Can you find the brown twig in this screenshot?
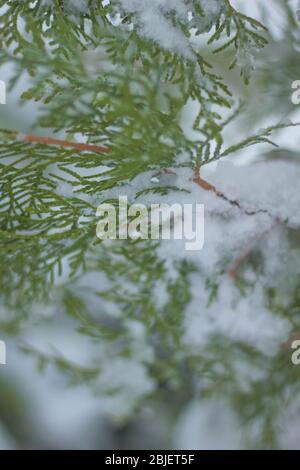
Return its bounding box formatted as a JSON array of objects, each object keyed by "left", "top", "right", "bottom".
[
  {"left": 192, "top": 170, "right": 269, "bottom": 216},
  {"left": 20, "top": 133, "right": 110, "bottom": 154},
  {"left": 192, "top": 172, "right": 221, "bottom": 194}
]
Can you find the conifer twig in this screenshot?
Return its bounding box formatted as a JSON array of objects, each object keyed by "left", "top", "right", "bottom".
[
  {"left": 22, "top": 134, "right": 111, "bottom": 154},
  {"left": 0, "top": 128, "right": 110, "bottom": 154},
  {"left": 192, "top": 168, "right": 268, "bottom": 216}
]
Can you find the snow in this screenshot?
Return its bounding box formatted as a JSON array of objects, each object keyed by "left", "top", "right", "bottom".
[
  {"left": 55, "top": 181, "right": 74, "bottom": 199},
  {"left": 117, "top": 0, "right": 193, "bottom": 57},
  {"left": 95, "top": 357, "right": 155, "bottom": 417},
  {"left": 183, "top": 277, "right": 290, "bottom": 356},
  {"left": 108, "top": 0, "right": 224, "bottom": 57},
  {"left": 173, "top": 399, "right": 243, "bottom": 449},
  {"left": 209, "top": 160, "right": 300, "bottom": 228},
  {"left": 38, "top": 0, "right": 226, "bottom": 62},
  {"left": 86, "top": 156, "right": 299, "bottom": 344}
]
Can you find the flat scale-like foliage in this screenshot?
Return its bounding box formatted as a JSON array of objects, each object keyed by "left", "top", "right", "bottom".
[{"left": 0, "top": 0, "right": 300, "bottom": 448}]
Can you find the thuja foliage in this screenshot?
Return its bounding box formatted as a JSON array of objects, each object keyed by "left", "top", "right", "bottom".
[
  {"left": 0, "top": 0, "right": 280, "bottom": 303},
  {"left": 0, "top": 0, "right": 299, "bottom": 448}
]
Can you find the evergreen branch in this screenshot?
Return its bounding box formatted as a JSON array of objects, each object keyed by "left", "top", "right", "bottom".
[
  {"left": 0, "top": 128, "right": 110, "bottom": 154},
  {"left": 217, "top": 122, "right": 300, "bottom": 160},
  {"left": 22, "top": 134, "right": 110, "bottom": 154},
  {"left": 193, "top": 169, "right": 268, "bottom": 217},
  {"left": 1, "top": 1, "right": 295, "bottom": 444}
]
